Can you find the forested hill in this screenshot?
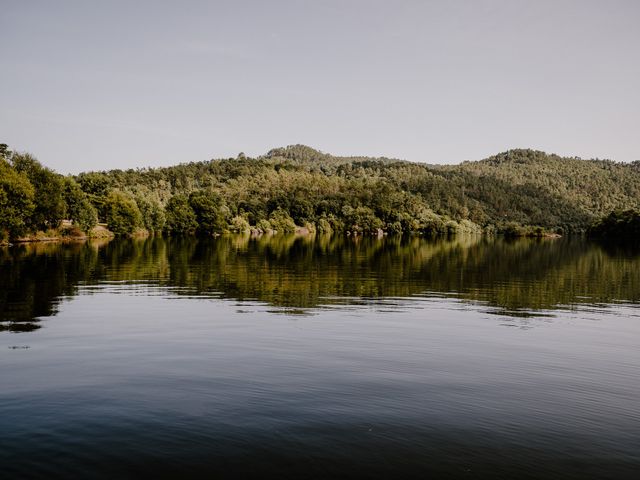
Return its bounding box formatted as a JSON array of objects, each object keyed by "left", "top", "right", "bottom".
[{"left": 2, "top": 143, "right": 640, "bottom": 240}]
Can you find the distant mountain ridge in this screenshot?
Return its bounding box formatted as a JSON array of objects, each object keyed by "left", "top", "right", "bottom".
[
  {"left": 74, "top": 145, "right": 640, "bottom": 234},
  {"left": 2, "top": 142, "right": 639, "bottom": 240}
]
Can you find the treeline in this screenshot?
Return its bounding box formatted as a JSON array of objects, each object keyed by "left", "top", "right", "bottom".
[
  {"left": 2, "top": 143, "right": 640, "bottom": 241},
  {"left": 0, "top": 144, "right": 97, "bottom": 241},
  {"left": 588, "top": 209, "right": 640, "bottom": 239}
]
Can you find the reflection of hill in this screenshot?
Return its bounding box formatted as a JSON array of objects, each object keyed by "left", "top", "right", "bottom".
[{"left": 2, "top": 235, "right": 640, "bottom": 332}]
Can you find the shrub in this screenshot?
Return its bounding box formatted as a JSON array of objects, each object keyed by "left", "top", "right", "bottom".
[
  {"left": 256, "top": 218, "right": 272, "bottom": 233},
  {"left": 230, "top": 215, "right": 250, "bottom": 233},
  {"left": 269, "top": 208, "right": 296, "bottom": 233},
  {"left": 316, "top": 217, "right": 333, "bottom": 235}
]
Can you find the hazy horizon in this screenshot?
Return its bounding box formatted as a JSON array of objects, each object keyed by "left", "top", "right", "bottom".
[{"left": 2, "top": 0, "right": 639, "bottom": 174}]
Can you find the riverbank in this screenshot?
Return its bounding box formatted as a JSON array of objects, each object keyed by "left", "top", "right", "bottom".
[
  {"left": 2, "top": 228, "right": 566, "bottom": 248},
  {"left": 1, "top": 224, "right": 115, "bottom": 246}
]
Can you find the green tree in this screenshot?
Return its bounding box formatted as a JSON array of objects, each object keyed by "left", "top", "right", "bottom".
[
  {"left": 164, "top": 195, "right": 197, "bottom": 234},
  {"left": 229, "top": 215, "right": 251, "bottom": 233},
  {"left": 12, "top": 153, "right": 65, "bottom": 230},
  {"left": 0, "top": 159, "right": 35, "bottom": 239},
  {"left": 342, "top": 205, "right": 383, "bottom": 234},
  {"left": 105, "top": 191, "right": 142, "bottom": 235},
  {"left": 588, "top": 209, "right": 640, "bottom": 239},
  {"left": 188, "top": 190, "right": 226, "bottom": 235},
  {"left": 0, "top": 143, "right": 11, "bottom": 160},
  {"left": 63, "top": 178, "right": 97, "bottom": 232},
  {"left": 75, "top": 172, "right": 111, "bottom": 220},
  {"left": 135, "top": 195, "right": 166, "bottom": 233},
  {"left": 269, "top": 208, "right": 296, "bottom": 233}
]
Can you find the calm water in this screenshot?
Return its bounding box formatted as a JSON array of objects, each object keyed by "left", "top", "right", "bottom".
[{"left": 1, "top": 235, "right": 639, "bottom": 479}]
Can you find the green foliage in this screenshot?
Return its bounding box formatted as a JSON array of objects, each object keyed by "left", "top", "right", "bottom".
[
  {"left": 316, "top": 217, "right": 333, "bottom": 235},
  {"left": 5, "top": 144, "right": 640, "bottom": 238},
  {"left": 135, "top": 195, "right": 166, "bottom": 233},
  {"left": 63, "top": 178, "right": 97, "bottom": 232},
  {"left": 229, "top": 215, "right": 251, "bottom": 233},
  {"left": 342, "top": 205, "right": 383, "bottom": 234},
  {"left": 268, "top": 208, "right": 296, "bottom": 233},
  {"left": 500, "top": 223, "right": 550, "bottom": 238},
  {"left": 12, "top": 153, "right": 65, "bottom": 230},
  {"left": 188, "top": 190, "right": 226, "bottom": 235},
  {"left": 588, "top": 209, "right": 640, "bottom": 239},
  {"left": 0, "top": 158, "right": 35, "bottom": 238},
  {"left": 76, "top": 171, "right": 111, "bottom": 220},
  {"left": 164, "top": 195, "right": 197, "bottom": 234},
  {"left": 105, "top": 191, "right": 142, "bottom": 236},
  {"left": 256, "top": 219, "right": 272, "bottom": 233},
  {"left": 0, "top": 143, "right": 11, "bottom": 160}
]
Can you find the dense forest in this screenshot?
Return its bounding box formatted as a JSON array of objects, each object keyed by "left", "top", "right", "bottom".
[
  {"left": 2, "top": 143, "right": 640, "bottom": 242},
  {"left": 587, "top": 209, "right": 640, "bottom": 239}
]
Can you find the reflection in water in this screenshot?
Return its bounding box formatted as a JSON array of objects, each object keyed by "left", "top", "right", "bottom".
[
  {"left": 1, "top": 234, "right": 639, "bottom": 332},
  {"left": 2, "top": 235, "right": 640, "bottom": 479}
]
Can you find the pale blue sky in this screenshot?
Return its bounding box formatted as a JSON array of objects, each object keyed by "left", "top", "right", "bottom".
[{"left": 1, "top": 0, "right": 639, "bottom": 173}]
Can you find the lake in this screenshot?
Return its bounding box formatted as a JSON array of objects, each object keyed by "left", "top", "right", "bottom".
[{"left": 1, "top": 235, "right": 639, "bottom": 479}]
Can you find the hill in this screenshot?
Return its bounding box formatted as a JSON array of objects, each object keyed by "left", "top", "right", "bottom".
[{"left": 2, "top": 143, "right": 640, "bottom": 240}]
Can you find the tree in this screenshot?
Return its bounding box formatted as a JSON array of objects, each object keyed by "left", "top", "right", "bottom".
[
  {"left": 63, "top": 178, "right": 97, "bottom": 232},
  {"left": 105, "top": 191, "right": 142, "bottom": 235},
  {"left": 188, "top": 190, "right": 226, "bottom": 235},
  {"left": 75, "top": 172, "right": 111, "bottom": 221},
  {"left": 229, "top": 215, "right": 250, "bottom": 233},
  {"left": 0, "top": 159, "right": 35, "bottom": 239},
  {"left": 0, "top": 143, "right": 11, "bottom": 160},
  {"left": 268, "top": 208, "right": 296, "bottom": 233},
  {"left": 588, "top": 209, "right": 640, "bottom": 239},
  {"left": 135, "top": 195, "right": 166, "bottom": 233},
  {"left": 341, "top": 205, "right": 383, "bottom": 234},
  {"left": 164, "top": 195, "right": 197, "bottom": 234},
  {"left": 12, "top": 153, "right": 65, "bottom": 230}
]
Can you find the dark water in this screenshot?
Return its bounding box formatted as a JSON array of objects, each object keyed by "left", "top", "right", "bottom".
[{"left": 1, "top": 235, "right": 639, "bottom": 479}]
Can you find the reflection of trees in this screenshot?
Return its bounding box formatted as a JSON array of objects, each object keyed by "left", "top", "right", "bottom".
[
  {"left": 2, "top": 235, "right": 640, "bottom": 332},
  {"left": 0, "top": 242, "right": 99, "bottom": 332}
]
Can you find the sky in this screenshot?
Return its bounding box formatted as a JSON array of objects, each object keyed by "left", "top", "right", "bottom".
[{"left": 1, "top": 0, "right": 639, "bottom": 174}]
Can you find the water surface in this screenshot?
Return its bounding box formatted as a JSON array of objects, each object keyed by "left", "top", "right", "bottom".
[{"left": 1, "top": 235, "right": 639, "bottom": 478}]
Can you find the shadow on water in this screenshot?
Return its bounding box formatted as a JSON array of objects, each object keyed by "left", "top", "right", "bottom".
[{"left": 1, "top": 234, "right": 640, "bottom": 332}]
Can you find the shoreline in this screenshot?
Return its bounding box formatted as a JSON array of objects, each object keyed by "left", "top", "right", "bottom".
[{"left": 1, "top": 230, "right": 564, "bottom": 247}]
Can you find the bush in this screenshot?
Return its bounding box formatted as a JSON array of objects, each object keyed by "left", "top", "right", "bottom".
[
  {"left": 230, "top": 215, "right": 250, "bottom": 233},
  {"left": 388, "top": 221, "right": 403, "bottom": 235},
  {"left": 256, "top": 218, "right": 272, "bottom": 233},
  {"left": 316, "top": 217, "right": 333, "bottom": 235},
  {"left": 60, "top": 225, "right": 85, "bottom": 238},
  {"left": 445, "top": 220, "right": 459, "bottom": 235},
  {"left": 269, "top": 208, "right": 296, "bottom": 233},
  {"left": 303, "top": 221, "right": 316, "bottom": 234}
]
